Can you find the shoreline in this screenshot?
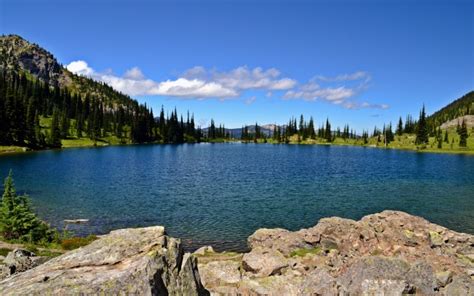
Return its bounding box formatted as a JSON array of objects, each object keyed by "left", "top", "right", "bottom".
[
  {"left": 2, "top": 139, "right": 474, "bottom": 156},
  {"left": 1, "top": 210, "right": 473, "bottom": 294}
]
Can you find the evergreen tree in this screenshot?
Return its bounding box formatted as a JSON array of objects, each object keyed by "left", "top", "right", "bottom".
[
  {"left": 25, "top": 97, "right": 37, "bottom": 146},
  {"left": 49, "top": 107, "right": 61, "bottom": 147},
  {"left": 415, "top": 105, "right": 429, "bottom": 145},
  {"left": 436, "top": 128, "right": 443, "bottom": 149},
  {"left": 307, "top": 117, "right": 316, "bottom": 139},
  {"left": 60, "top": 108, "right": 70, "bottom": 138},
  {"left": 396, "top": 117, "right": 403, "bottom": 136},
  {"left": 362, "top": 130, "right": 369, "bottom": 144},
  {"left": 0, "top": 171, "right": 52, "bottom": 242},
  {"left": 458, "top": 119, "right": 468, "bottom": 147},
  {"left": 324, "top": 119, "right": 332, "bottom": 142}
]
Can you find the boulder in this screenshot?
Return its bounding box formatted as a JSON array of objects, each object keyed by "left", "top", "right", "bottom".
[
  {"left": 0, "top": 249, "right": 47, "bottom": 280},
  {"left": 242, "top": 248, "right": 288, "bottom": 277},
  {"left": 0, "top": 226, "right": 209, "bottom": 295},
  {"left": 198, "top": 211, "right": 474, "bottom": 295},
  {"left": 248, "top": 228, "right": 311, "bottom": 256},
  {"left": 338, "top": 256, "right": 437, "bottom": 295}
]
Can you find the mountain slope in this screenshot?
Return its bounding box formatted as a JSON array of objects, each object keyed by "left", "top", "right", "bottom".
[
  {"left": 0, "top": 34, "right": 137, "bottom": 107},
  {"left": 0, "top": 34, "right": 200, "bottom": 148},
  {"left": 427, "top": 91, "right": 474, "bottom": 129}
]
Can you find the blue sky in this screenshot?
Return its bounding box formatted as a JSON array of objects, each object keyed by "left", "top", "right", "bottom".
[{"left": 1, "top": 0, "right": 473, "bottom": 131}]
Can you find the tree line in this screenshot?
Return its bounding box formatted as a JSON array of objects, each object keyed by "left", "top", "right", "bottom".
[{"left": 0, "top": 71, "right": 215, "bottom": 148}]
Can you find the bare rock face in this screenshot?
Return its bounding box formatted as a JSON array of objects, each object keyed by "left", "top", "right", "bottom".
[
  {"left": 0, "top": 226, "right": 209, "bottom": 295},
  {"left": 198, "top": 211, "right": 474, "bottom": 295},
  {"left": 440, "top": 115, "right": 474, "bottom": 130}
]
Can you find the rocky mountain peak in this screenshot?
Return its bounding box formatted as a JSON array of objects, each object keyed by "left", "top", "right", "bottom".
[{"left": 0, "top": 34, "right": 66, "bottom": 86}]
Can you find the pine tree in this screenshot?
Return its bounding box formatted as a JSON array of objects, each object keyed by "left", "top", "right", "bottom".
[
  {"left": 325, "top": 119, "right": 332, "bottom": 142},
  {"left": 49, "top": 107, "right": 62, "bottom": 147},
  {"left": 458, "top": 119, "right": 468, "bottom": 147},
  {"left": 25, "top": 97, "right": 37, "bottom": 146},
  {"left": 0, "top": 171, "right": 52, "bottom": 242},
  {"left": 415, "top": 105, "right": 429, "bottom": 145},
  {"left": 436, "top": 128, "right": 443, "bottom": 149},
  {"left": 307, "top": 117, "right": 316, "bottom": 139},
  {"left": 60, "top": 108, "right": 70, "bottom": 138},
  {"left": 396, "top": 117, "right": 403, "bottom": 136}
]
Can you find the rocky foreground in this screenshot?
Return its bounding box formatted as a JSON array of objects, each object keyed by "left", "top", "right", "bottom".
[{"left": 0, "top": 211, "right": 473, "bottom": 295}]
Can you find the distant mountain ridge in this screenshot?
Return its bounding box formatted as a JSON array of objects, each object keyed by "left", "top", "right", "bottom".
[{"left": 202, "top": 124, "right": 277, "bottom": 138}]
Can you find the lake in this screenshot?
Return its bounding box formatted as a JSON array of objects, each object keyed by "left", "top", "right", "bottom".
[{"left": 1, "top": 143, "right": 473, "bottom": 251}]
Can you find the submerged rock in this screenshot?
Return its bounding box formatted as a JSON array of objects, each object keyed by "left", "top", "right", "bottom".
[{"left": 0, "top": 226, "right": 209, "bottom": 295}]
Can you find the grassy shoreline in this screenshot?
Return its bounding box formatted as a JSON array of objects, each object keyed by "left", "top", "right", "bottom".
[{"left": 2, "top": 128, "right": 474, "bottom": 156}]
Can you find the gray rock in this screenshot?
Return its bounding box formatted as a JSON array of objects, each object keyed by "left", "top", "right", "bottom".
[
  {"left": 0, "top": 226, "right": 209, "bottom": 295},
  {"left": 0, "top": 249, "right": 46, "bottom": 280},
  {"left": 194, "top": 245, "right": 214, "bottom": 256},
  {"left": 300, "top": 268, "right": 339, "bottom": 295},
  {"left": 441, "top": 275, "right": 474, "bottom": 296},
  {"left": 242, "top": 248, "right": 288, "bottom": 277},
  {"left": 338, "top": 256, "right": 437, "bottom": 295}
]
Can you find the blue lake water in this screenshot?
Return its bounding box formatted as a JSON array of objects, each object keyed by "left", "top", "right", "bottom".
[{"left": 1, "top": 143, "right": 473, "bottom": 251}]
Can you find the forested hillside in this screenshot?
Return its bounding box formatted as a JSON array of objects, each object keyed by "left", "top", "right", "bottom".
[
  {"left": 0, "top": 35, "right": 203, "bottom": 148},
  {"left": 427, "top": 91, "right": 474, "bottom": 130}
]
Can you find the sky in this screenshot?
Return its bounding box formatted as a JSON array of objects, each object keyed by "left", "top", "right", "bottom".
[{"left": 1, "top": 0, "right": 473, "bottom": 130}]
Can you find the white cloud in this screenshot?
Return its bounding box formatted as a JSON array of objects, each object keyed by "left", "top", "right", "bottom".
[
  {"left": 283, "top": 72, "right": 386, "bottom": 109},
  {"left": 66, "top": 62, "right": 292, "bottom": 99},
  {"left": 245, "top": 96, "right": 257, "bottom": 105},
  {"left": 124, "top": 67, "right": 145, "bottom": 80},
  {"left": 65, "top": 60, "right": 387, "bottom": 109},
  {"left": 151, "top": 78, "right": 238, "bottom": 98},
  {"left": 66, "top": 60, "right": 94, "bottom": 76},
  {"left": 183, "top": 66, "right": 297, "bottom": 91},
  {"left": 283, "top": 81, "right": 355, "bottom": 103},
  {"left": 316, "top": 71, "right": 371, "bottom": 82}
]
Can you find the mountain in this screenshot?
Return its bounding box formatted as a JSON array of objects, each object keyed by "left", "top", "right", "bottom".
[
  {"left": 0, "top": 34, "right": 200, "bottom": 148},
  {"left": 440, "top": 115, "right": 474, "bottom": 130},
  {"left": 0, "top": 34, "right": 137, "bottom": 107},
  {"left": 202, "top": 124, "right": 277, "bottom": 139},
  {"left": 427, "top": 91, "right": 474, "bottom": 129}
]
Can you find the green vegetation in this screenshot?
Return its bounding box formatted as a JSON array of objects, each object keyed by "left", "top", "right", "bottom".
[
  {"left": 290, "top": 247, "right": 322, "bottom": 257},
  {"left": 0, "top": 247, "right": 11, "bottom": 256},
  {"left": 0, "top": 170, "right": 56, "bottom": 243},
  {"left": 0, "top": 70, "right": 209, "bottom": 149},
  {"left": 1, "top": 35, "right": 473, "bottom": 155},
  {"left": 0, "top": 171, "right": 96, "bottom": 254},
  {"left": 0, "top": 146, "right": 26, "bottom": 154},
  {"left": 427, "top": 91, "right": 474, "bottom": 129},
  {"left": 415, "top": 105, "right": 429, "bottom": 145}
]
